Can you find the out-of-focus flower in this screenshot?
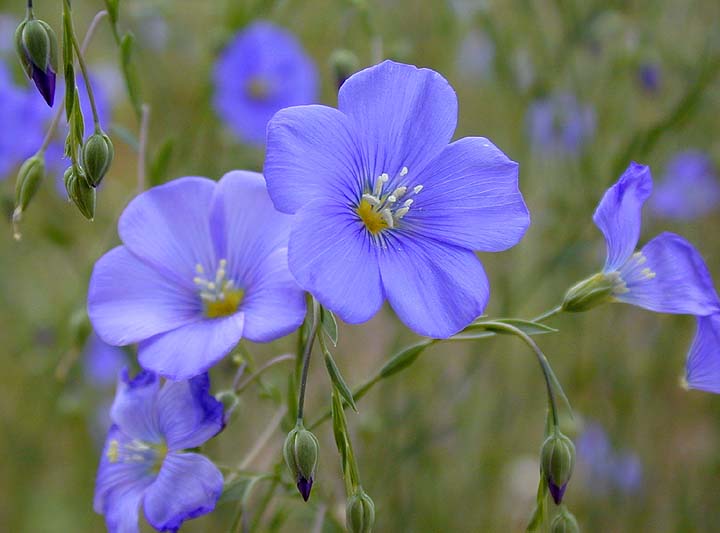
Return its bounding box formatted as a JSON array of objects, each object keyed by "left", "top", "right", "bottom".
[
  {"left": 84, "top": 332, "right": 127, "bottom": 388},
  {"left": 88, "top": 171, "right": 305, "bottom": 380},
  {"left": 0, "top": 15, "right": 19, "bottom": 54},
  {"left": 650, "top": 150, "right": 720, "bottom": 220},
  {"left": 638, "top": 62, "right": 661, "bottom": 93},
  {"left": 264, "top": 60, "right": 530, "bottom": 338},
  {"left": 526, "top": 92, "right": 595, "bottom": 155},
  {"left": 685, "top": 314, "right": 720, "bottom": 394},
  {"left": 94, "top": 369, "right": 224, "bottom": 532},
  {"left": 455, "top": 29, "right": 494, "bottom": 81},
  {"left": 213, "top": 21, "right": 318, "bottom": 145}
]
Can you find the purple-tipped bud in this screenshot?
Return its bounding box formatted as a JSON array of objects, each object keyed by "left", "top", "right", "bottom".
[
  {"left": 548, "top": 480, "right": 568, "bottom": 505},
  {"left": 30, "top": 63, "right": 56, "bottom": 106},
  {"left": 297, "top": 476, "right": 313, "bottom": 502},
  {"left": 541, "top": 431, "right": 576, "bottom": 505},
  {"left": 15, "top": 18, "right": 58, "bottom": 106},
  {"left": 283, "top": 423, "right": 319, "bottom": 502}
]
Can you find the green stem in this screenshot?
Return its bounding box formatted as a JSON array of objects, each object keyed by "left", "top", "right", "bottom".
[
  {"left": 297, "top": 298, "right": 320, "bottom": 421},
  {"left": 234, "top": 353, "right": 295, "bottom": 396},
  {"left": 532, "top": 305, "right": 563, "bottom": 323}
]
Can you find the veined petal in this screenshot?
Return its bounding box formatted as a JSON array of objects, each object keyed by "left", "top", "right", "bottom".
[
  {"left": 378, "top": 235, "right": 489, "bottom": 338},
  {"left": 118, "top": 177, "right": 217, "bottom": 289},
  {"left": 407, "top": 137, "right": 530, "bottom": 251},
  {"left": 110, "top": 370, "right": 161, "bottom": 443},
  {"left": 264, "top": 104, "right": 363, "bottom": 213},
  {"left": 338, "top": 60, "right": 457, "bottom": 180},
  {"left": 143, "top": 452, "right": 223, "bottom": 532},
  {"left": 288, "top": 199, "right": 383, "bottom": 324},
  {"left": 686, "top": 314, "right": 720, "bottom": 394},
  {"left": 593, "top": 162, "right": 653, "bottom": 272},
  {"left": 88, "top": 246, "right": 201, "bottom": 346},
  {"left": 157, "top": 374, "right": 225, "bottom": 451},
  {"left": 615, "top": 232, "right": 720, "bottom": 315},
  {"left": 138, "top": 313, "right": 245, "bottom": 381}
]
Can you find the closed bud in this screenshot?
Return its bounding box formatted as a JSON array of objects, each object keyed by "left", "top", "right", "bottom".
[
  {"left": 329, "top": 49, "right": 359, "bottom": 89},
  {"left": 15, "top": 17, "right": 58, "bottom": 106},
  {"left": 215, "top": 390, "right": 238, "bottom": 419},
  {"left": 14, "top": 154, "right": 45, "bottom": 213},
  {"left": 561, "top": 273, "right": 616, "bottom": 313},
  {"left": 550, "top": 507, "right": 580, "bottom": 533},
  {"left": 66, "top": 167, "right": 96, "bottom": 220},
  {"left": 541, "top": 432, "right": 575, "bottom": 505},
  {"left": 346, "top": 488, "right": 375, "bottom": 533},
  {"left": 283, "top": 423, "right": 319, "bottom": 501},
  {"left": 82, "top": 132, "right": 114, "bottom": 187}
]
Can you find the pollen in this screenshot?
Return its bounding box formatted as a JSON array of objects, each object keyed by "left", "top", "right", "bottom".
[
  {"left": 356, "top": 167, "right": 423, "bottom": 236},
  {"left": 107, "top": 439, "right": 119, "bottom": 463},
  {"left": 194, "top": 260, "right": 244, "bottom": 318},
  {"left": 357, "top": 199, "right": 388, "bottom": 235}
]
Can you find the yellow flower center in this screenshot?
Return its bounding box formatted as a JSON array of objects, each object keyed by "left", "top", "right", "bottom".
[
  {"left": 356, "top": 168, "right": 424, "bottom": 236},
  {"left": 193, "top": 260, "right": 244, "bottom": 318},
  {"left": 357, "top": 199, "right": 388, "bottom": 235}
]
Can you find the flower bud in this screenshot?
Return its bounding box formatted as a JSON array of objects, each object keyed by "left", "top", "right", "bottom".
[
  {"left": 541, "top": 432, "right": 575, "bottom": 505},
  {"left": 65, "top": 167, "right": 96, "bottom": 220},
  {"left": 561, "top": 273, "right": 616, "bottom": 313},
  {"left": 15, "top": 17, "right": 58, "bottom": 106},
  {"left": 14, "top": 154, "right": 45, "bottom": 213},
  {"left": 550, "top": 507, "right": 580, "bottom": 533},
  {"left": 283, "top": 423, "right": 319, "bottom": 501},
  {"left": 82, "top": 132, "right": 114, "bottom": 187},
  {"left": 346, "top": 488, "right": 375, "bottom": 533},
  {"left": 329, "top": 49, "right": 359, "bottom": 89}
]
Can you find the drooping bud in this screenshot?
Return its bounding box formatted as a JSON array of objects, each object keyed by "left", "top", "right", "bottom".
[
  {"left": 561, "top": 272, "right": 616, "bottom": 313},
  {"left": 82, "top": 132, "right": 114, "bottom": 187},
  {"left": 65, "top": 167, "right": 96, "bottom": 220},
  {"left": 346, "top": 488, "right": 375, "bottom": 533},
  {"left": 329, "top": 49, "right": 359, "bottom": 89},
  {"left": 15, "top": 17, "right": 58, "bottom": 106},
  {"left": 12, "top": 153, "right": 45, "bottom": 240},
  {"left": 283, "top": 422, "right": 319, "bottom": 501},
  {"left": 550, "top": 507, "right": 580, "bottom": 533},
  {"left": 541, "top": 431, "right": 576, "bottom": 505},
  {"left": 215, "top": 390, "right": 238, "bottom": 423}
]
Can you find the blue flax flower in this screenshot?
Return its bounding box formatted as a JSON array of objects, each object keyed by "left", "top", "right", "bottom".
[
  {"left": 264, "top": 60, "right": 530, "bottom": 338},
  {"left": 213, "top": 21, "right": 318, "bottom": 145},
  {"left": 650, "top": 150, "right": 720, "bottom": 220},
  {"left": 526, "top": 92, "right": 595, "bottom": 155},
  {"left": 88, "top": 171, "right": 306, "bottom": 380},
  {"left": 94, "top": 369, "right": 224, "bottom": 532},
  {"left": 686, "top": 313, "right": 720, "bottom": 394}
]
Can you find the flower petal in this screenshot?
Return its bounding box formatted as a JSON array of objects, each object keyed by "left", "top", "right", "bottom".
[
  {"left": 110, "top": 369, "right": 162, "bottom": 443},
  {"left": 407, "top": 137, "right": 530, "bottom": 251},
  {"left": 143, "top": 452, "right": 223, "bottom": 532},
  {"left": 378, "top": 235, "right": 489, "bottom": 338},
  {"left": 264, "top": 104, "right": 363, "bottom": 213},
  {"left": 616, "top": 232, "right": 720, "bottom": 315},
  {"left": 686, "top": 314, "right": 720, "bottom": 394},
  {"left": 157, "top": 374, "right": 225, "bottom": 451},
  {"left": 88, "top": 246, "right": 201, "bottom": 346},
  {"left": 338, "top": 60, "right": 457, "bottom": 180},
  {"left": 118, "top": 177, "right": 217, "bottom": 289},
  {"left": 593, "top": 162, "right": 653, "bottom": 272},
  {"left": 288, "top": 199, "right": 383, "bottom": 324},
  {"left": 138, "top": 314, "right": 245, "bottom": 381}
]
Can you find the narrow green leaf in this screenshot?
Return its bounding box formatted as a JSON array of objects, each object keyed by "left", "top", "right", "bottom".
[
  {"left": 330, "top": 390, "right": 348, "bottom": 465},
  {"left": 109, "top": 124, "right": 139, "bottom": 150},
  {"left": 104, "top": 0, "right": 119, "bottom": 24},
  {"left": 120, "top": 32, "right": 142, "bottom": 117},
  {"left": 379, "top": 342, "right": 429, "bottom": 379},
  {"left": 320, "top": 306, "right": 339, "bottom": 346},
  {"left": 64, "top": 64, "right": 75, "bottom": 119},
  {"left": 526, "top": 474, "right": 547, "bottom": 531},
  {"left": 469, "top": 319, "right": 558, "bottom": 336},
  {"left": 219, "top": 476, "right": 254, "bottom": 504},
  {"left": 148, "top": 137, "right": 174, "bottom": 186},
  {"left": 323, "top": 350, "right": 357, "bottom": 412}
]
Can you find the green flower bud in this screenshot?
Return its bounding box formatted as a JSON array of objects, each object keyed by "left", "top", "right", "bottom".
[
  {"left": 215, "top": 390, "right": 238, "bottom": 416},
  {"left": 15, "top": 17, "right": 58, "bottom": 106},
  {"left": 550, "top": 507, "right": 580, "bottom": 533},
  {"left": 561, "top": 272, "right": 618, "bottom": 312},
  {"left": 14, "top": 154, "right": 45, "bottom": 213},
  {"left": 82, "top": 132, "right": 114, "bottom": 187},
  {"left": 541, "top": 432, "right": 576, "bottom": 505},
  {"left": 329, "top": 49, "right": 359, "bottom": 89},
  {"left": 346, "top": 488, "right": 375, "bottom": 533},
  {"left": 66, "top": 167, "right": 96, "bottom": 220},
  {"left": 283, "top": 423, "right": 319, "bottom": 501}
]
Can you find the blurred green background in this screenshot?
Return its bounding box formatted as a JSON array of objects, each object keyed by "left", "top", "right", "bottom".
[{"left": 1, "top": 0, "right": 720, "bottom": 531}]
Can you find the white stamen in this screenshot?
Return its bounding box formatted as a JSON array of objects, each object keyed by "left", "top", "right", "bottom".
[
  {"left": 359, "top": 167, "right": 425, "bottom": 234},
  {"left": 395, "top": 207, "right": 410, "bottom": 219},
  {"left": 392, "top": 186, "right": 408, "bottom": 199},
  {"left": 194, "top": 260, "right": 237, "bottom": 303},
  {"left": 362, "top": 193, "right": 380, "bottom": 206},
  {"left": 387, "top": 195, "right": 397, "bottom": 203},
  {"left": 400, "top": 166, "right": 409, "bottom": 176},
  {"left": 413, "top": 185, "right": 423, "bottom": 194},
  {"left": 403, "top": 199, "right": 414, "bottom": 208},
  {"left": 380, "top": 208, "right": 395, "bottom": 228}
]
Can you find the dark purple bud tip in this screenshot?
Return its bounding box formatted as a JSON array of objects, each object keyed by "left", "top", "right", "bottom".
[
  {"left": 297, "top": 476, "right": 313, "bottom": 502},
  {"left": 548, "top": 479, "right": 568, "bottom": 505},
  {"left": 31, "top": 65, "right": 55, "bottom": 107}
]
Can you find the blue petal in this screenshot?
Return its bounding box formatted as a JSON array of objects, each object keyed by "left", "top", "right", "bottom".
[
  {"left": 288, "top": 199, "right": 383, "bottom": 324},
  {"left": 378, "top": 235, "right": 489, "bottom": 338},
  {"left": 157, "top": 374, "right": 224, "bottom": 451},
  {"left": 143, "top": 452, "right": 223, "bottom": 532},
  {"left": 110, "top": 370, "right": 162, "bottom": 443},
  {"left": 593, "top": 162, "right": 653, "bottom": 272},
  {"left": 338, "top": 60, "right": 457, "bottom": 181},
  {"left": 265, "top": 104, "right": 363, "bottom": 213},
  {"left": 615, "top": 232, "right": 720, "bottom": 315},
  {"left": 94, "top": 426, "right": 154, "bottom": 533},
  {"left": 138, "top": 314, "right": 245, "bottom": 380},
  {"left": 118, "top": 177, "right": 217, "bottom": 290},
  {"left": 83, "top": 332, "right": 128, "bottom": 387},
  {"left": 686, "top": 314, "right": 720, "bottom": 394},
  {"left": 88, "top": 246, "right": 201, "bottom": 346},
  {"left": 407, "top": 137, "right": 529, "bottom": 251}
]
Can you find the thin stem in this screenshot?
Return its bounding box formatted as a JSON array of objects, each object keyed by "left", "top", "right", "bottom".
[
  {"left": 237, "top": 406, "right": 287, "bottom": 472},
  {"left": 37, "top": 10, "right": 108, "bottom": 153},
  {"left": 532, "top": 305, "right": 563, "bottom": 323},
  {"left": 311, "top": 503, "right": 327, "bottom": 533},
  {"left": 137, "top": 104, "right": 150, "bottom": 192},
  {"left": 65, "top": 0, "right": 100, "bottom": 129},
  {"left": 297, "top": 298, "right": 320, "bottom": 421},
  {"left": 234, "top": 353, "right": 295, "bottom": 396}
]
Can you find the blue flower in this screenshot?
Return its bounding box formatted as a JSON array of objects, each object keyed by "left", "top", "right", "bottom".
[
  {"left": 526, "top": 92, "right": 595, "bottom": 155},
  {"left": 88, "top": 171, "right": 306, "bottom": 380},
  {"left": 84, "top": 331, "right": 128, "bottom": 388},
  {"left": 264, "top": 60, "right": 530, "bottom": 338},
  {"left": 212, "top": 21, "right": 318, "bottom": 145},
  {"left": 638, "top": 62, "right": 661, "bottom": 93},
  {"left": 94, "top": 369, "right": 224, "bottom": 532},
  {"left": 650, "top": 150, "right": 720, "bottom": 220},
  {"left": 685, "top": 314, "right": 720, "bottom": 394}
]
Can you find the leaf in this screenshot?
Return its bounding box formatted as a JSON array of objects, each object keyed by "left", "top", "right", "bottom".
[
  {"left": 468, "top": 319, "right": 558, "bottom": 337},
  {"left": 109, "top": 124, "right": 139, "bottom": 150},
  {"left": 330, "top": 390, "right": 348, "bottom": 466},
  {"left": 104, "top": 0, "right": 119, "bottom": 24},
  {"left": 323, "top": 349, "right": 357, "bottom": 412},
  {"left": 526, "top": 474, "right": 548, "bottom": 531},
  {"left": 219, "top": 476, "right": 255, "bottom": 504},
  {"left": 120, "top": 32, "right": 142, "bottom": 118},
  {"left": 148, "top": 137, "right": 174, "bottom": 186},
  {"left": 320, "top": 306, "right": 339, "bottom": 346},
  {"left": 379, "top": 342, "right": 430, "bottom": 379}
]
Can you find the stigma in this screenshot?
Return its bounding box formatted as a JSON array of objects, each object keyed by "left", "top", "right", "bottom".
[
  {"left": 193, "top": 260, "right": 244, "bottom": 318},
  {"left": 356, "top": 167, "right": 423, "bottom": 235}
]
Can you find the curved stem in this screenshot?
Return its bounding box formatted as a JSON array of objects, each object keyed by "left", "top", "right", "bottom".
[
  {"left": 532, "top": 305, "right": 563, "bottom": 323},
  {"left": 234, "top": 353, "right": 295, "bottom": 396},
  {"left": 297, "top": 298, "right": 320, "bottom": 421},
  {"left": 65, "top": 0, "right": 101, "bottom": 130}
]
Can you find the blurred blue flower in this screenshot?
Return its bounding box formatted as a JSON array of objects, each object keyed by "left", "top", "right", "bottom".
[
  {"left": 650, "top": 150, "right": 720, "bottom": 220},
  {"left": 455, "top": 29, "right": 494, "bottom": 81},
  {"left": 638, "top": 62, "right": 661, "bottom": 92},
  {"left": 88, "top": 171, "right": 305, "bottom": 380},
  {"left": 0, "top": 59, "right": 50, "bottom": 179},
  {"left": 0, "top": 15, "right": 19, "bottom": 54},
  {"left": 685, "top": 314, "right": 720, "bottom": 394},
  {"left": 526, "top": 92, "right": 595, "bottom": 155},
  {"left": 94, "top": 369, "right": 224, "bottom": 532},
  {"left": 264, "top": 60, "right": 530, "bottom": 338},
  {"left": 84, "top": 332, "right": 127, "bottom": 388},
  {"left": 212, "top": 21, "right": 318, "bottom": 145}
]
